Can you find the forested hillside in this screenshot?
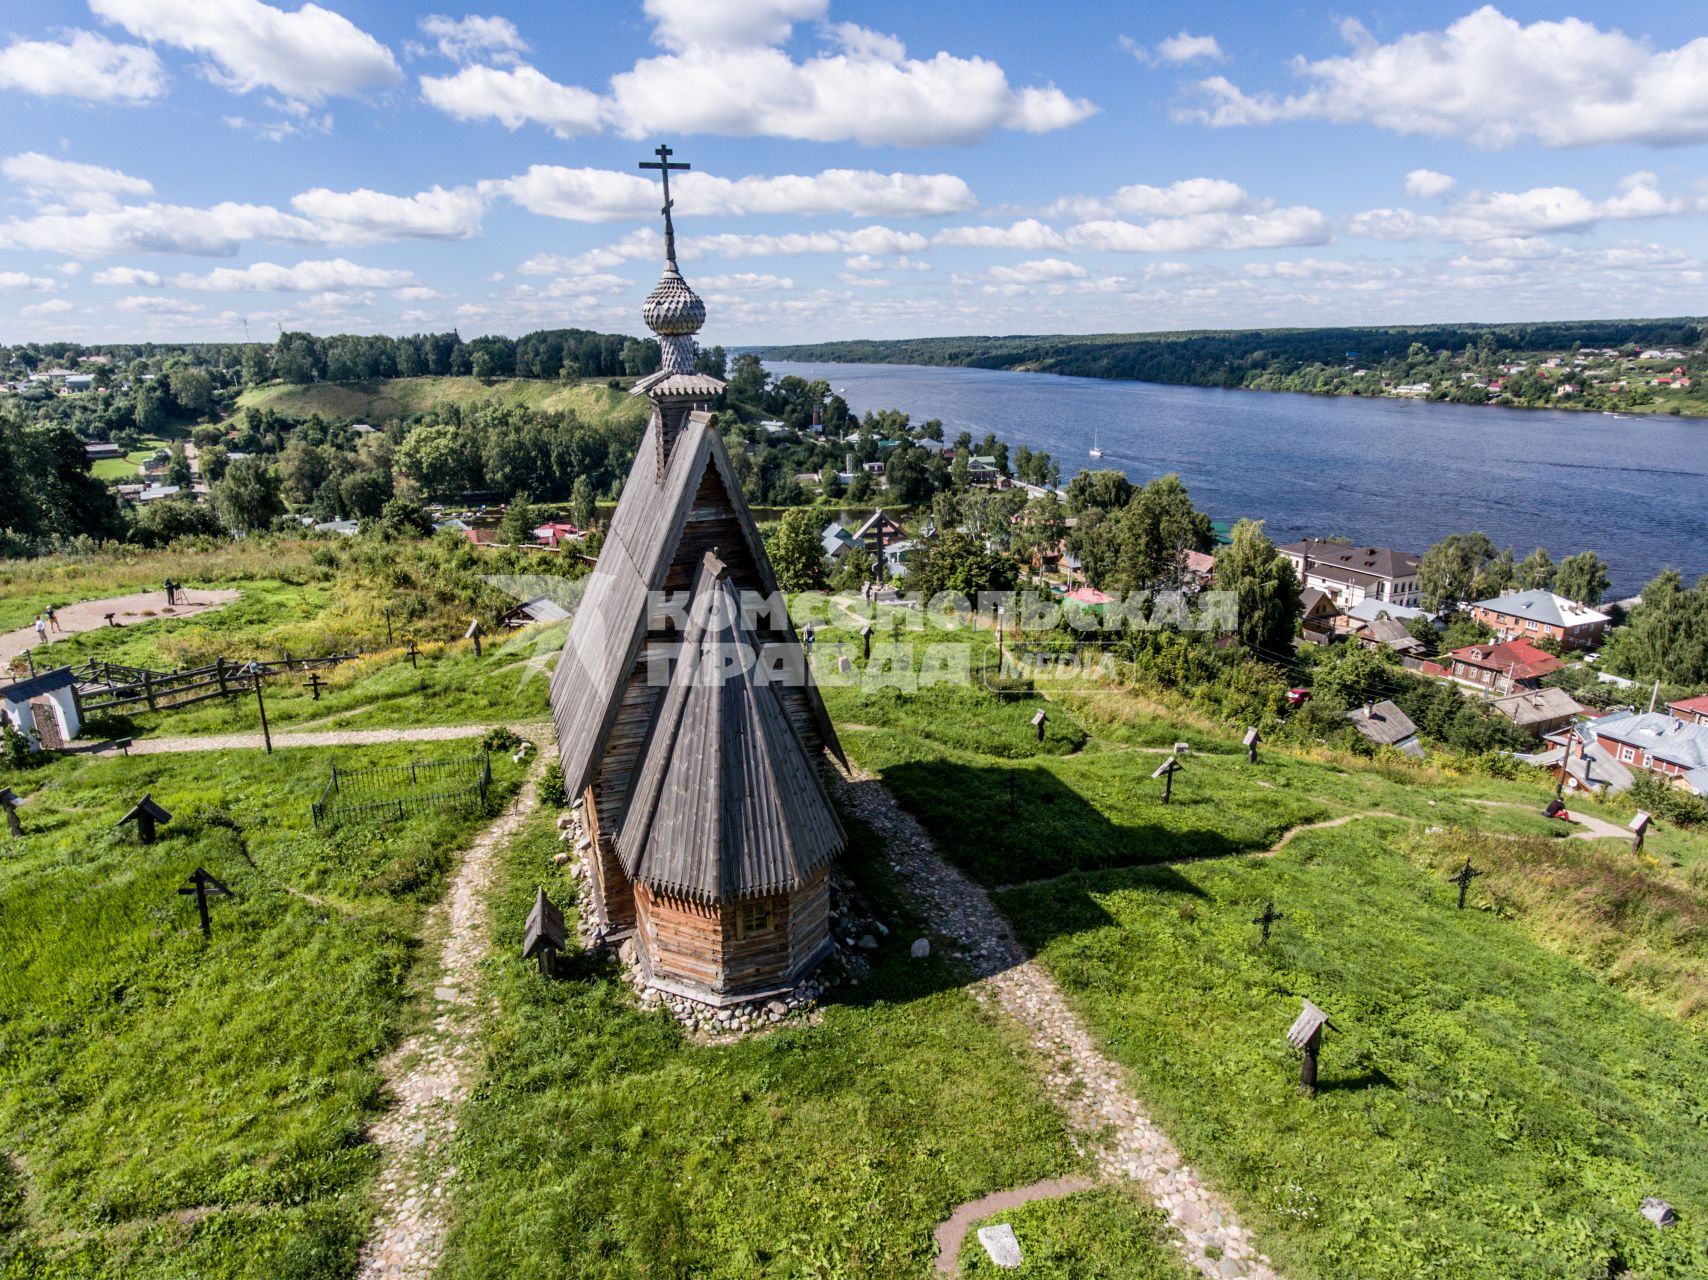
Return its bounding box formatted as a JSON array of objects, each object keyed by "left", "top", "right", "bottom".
[{"left": 760, "top": 317, "right": 1708, "bottom": 412}]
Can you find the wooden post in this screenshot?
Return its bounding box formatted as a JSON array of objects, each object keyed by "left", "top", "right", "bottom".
[
  {"left": 253, "top": 671, "right": 272, "bottom": 754},
  {"left": 384, "top": 606, "right": 394, "bottom": 646},
  {"left": 1163, "top": 768, "right": 1173, "bottom": 805},
  {"left": 0, "top": 789, "right": 21, "bottom": 837},
  {"left": 216, "top": 656, "right": 227, "bottom": 696},
  {"left": 1032, "top": 709, "right": 1048, "bottom": 742},
  {"left": 1244, "top": 726, "right": 1259, "bottom": 764},
  {"left": 143, "top": 670, "right": 156, "bottom": 711},
  {"left": 860, "top": 624, "right": 871, "bottom": 662},
  {"left": 1300, "top": 1025, "right": 1322, "bottom": 1094}
]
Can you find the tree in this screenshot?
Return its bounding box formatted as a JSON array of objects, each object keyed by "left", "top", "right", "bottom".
[
  {"left": 498, "top": 492, "right": 537, "bottom": 545},
  {"left": 906, "top": 528, "right": 1019, "bottom": 601},
  {"left": 133, "top": 498, "right": 224, "bottom": 547},
  {"left": 1602, "top": 569, "right": 1708, "bottom": 685},
  {"left": 373, "top": 497, "right": 435, "bottom": 539},
  {"left": 213, "top": 457, "right": 285, "bottom": 532},
  {"left": 1314, "top": 642, "right": 1396, "bottom": 708},
  {"left": 1107, "top": 473, "right": 1213, "bottom": 593},
  {"left": 396, "top": 423, "right": 478, "bottom": 497},
  {"left": 884, "top": 445, "right": 933, "bottom": 505},
  {"left": 570, "top": 474, "right": 597, "bottom": 531},
  {"left": 1217, "top": 518, "right": 1301, "bottom": 660},
  {"left": 166, "top": 366, "right": 213, "bottom": 417},
  {"left": 1417, "top": 531, "right": 1498, "bottom": 610},
  {"left": 340, "top": 469, "right": 390, "bottom": 518},
  {"left": 165, "top": 443, "right": 193, "bottom": 490},
  {"left": 727, "top": 353, "right": 767, "bottom": 404},
  {"left": 279, "top": 436, "right": 330, "bottom": 504},
  {"left": 1471, "top": 545, "right": 1515, "bottom": 600},
  {"left": 767, "top": 509, "right": 830, "bottom": 592},
  {"left": 1516, "top": 547, "right": 1556, "bottom": 590},
  {"left": 1064, "top": 468, "right": 1133, "bottom": 515},
  {"left": 1554, "top": 550, "right": 1610, "bottom": 606}
]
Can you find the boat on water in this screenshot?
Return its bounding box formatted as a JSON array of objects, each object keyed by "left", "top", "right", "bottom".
[{"left": 1089, "top": 426, "right": 1103, "bottom": 458}]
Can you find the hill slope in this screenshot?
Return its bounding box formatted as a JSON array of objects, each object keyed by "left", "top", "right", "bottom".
[{"left": 237, "top": 376, "right": 652, "bottom": 429}]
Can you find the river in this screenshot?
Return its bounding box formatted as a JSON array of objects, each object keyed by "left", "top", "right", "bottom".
[{"left": 768, "top": 360, "right": 1708, "bottom": 598}]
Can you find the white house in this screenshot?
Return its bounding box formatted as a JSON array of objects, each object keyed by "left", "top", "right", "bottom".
[{"left": 1, "top": 668, "right": 82, "bottom": 751}]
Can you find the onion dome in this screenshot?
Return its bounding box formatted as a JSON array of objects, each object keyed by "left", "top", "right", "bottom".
[{"left": 642, "top": 264, "right": 705, "bottom": 337}]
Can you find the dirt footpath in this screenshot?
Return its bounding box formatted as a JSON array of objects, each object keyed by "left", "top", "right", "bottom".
[{"left": 1, "top": 589, "right": 240, "bottom": 665}]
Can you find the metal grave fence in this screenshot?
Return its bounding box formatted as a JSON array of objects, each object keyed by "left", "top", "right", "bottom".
[{"left": 311, "top": 749, "right": 492, "bottom": 827}]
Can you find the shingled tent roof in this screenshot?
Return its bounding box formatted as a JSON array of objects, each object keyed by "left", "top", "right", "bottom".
[
  {"left": 549, "top": 408, "right": 844, "bottom": 807},
  {"left": 617, "top": 552, "right": 844, "bottom": 902}
]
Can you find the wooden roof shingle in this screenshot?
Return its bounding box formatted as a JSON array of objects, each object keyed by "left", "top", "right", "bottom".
[{"left": 617, "top": 552, "right": 844, "bottom": 902}]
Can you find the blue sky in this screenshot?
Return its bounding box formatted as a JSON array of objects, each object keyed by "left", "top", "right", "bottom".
[{"left": 2, "top": 0, "right": 1707, "bottom": 345}]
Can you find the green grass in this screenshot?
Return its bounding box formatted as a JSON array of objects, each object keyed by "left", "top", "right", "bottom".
[
  {"left": 237, "top": 377, "right": 651, "bottom": 430},
  {"left": 0, "top": 743, "right": 523, "bottom": 1279},
  {"left": 994, "top": 825, "right": 1708, "bottom": 1278},
  {"left": 438, "top": 805, "right": 1085, "bottom": 1280},
  {"left": 958, "top": 1187, "right": 1198, "bottom": 1279},
  {"left": 89, "top": 437, "right": 176, "bottom": 482}
]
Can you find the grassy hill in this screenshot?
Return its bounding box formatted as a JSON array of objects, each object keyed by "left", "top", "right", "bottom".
[{"left": 236, "top": 376, "right": 652, "bottom": 429}]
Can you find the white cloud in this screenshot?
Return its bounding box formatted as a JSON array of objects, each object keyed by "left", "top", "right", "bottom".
[
  {"left": 0, "top": 30, "right": 166, "bottom": 102},
  {"left": 3, "top": 152, "right": 155, "bottom": 211},
  {"left": 418, "top": 14, "right": 528, "bottom": 63},
  {"left": 1349, "top": 173, "right": 1692, "bottom": 243},
  {"left": 114, "top": 294, "right": 204, "bottom": 313},
  {"left": 987, "top": 258, "right": 1087, "bottom": 284},
  {"left": 290, "top": 185, "right": 487, "bottom": 242},
  {"left": 1182, "top": 7, "right": 1708, "bottom": 148},
  {"left": 1066, "top": 207, "right": 1330, "bottom": 253},
  {"left": 392, "top": 285, "right": 444, "bottom": 300},
  {"left": 0, "top": 272, "right": 58, "bottom": 291},
  {"left": 1121, "top": 32, "right": 1226, "bottom": 66},
  {"left": 21, "top": 298, "right": 75, "bottom": 316},
  {"left": 91, "top": 0, "right": 401, "bottom": 104},
  {"left": 487, "top": 165, "right": 973, "bottom": 222},
  {"left": 92, "top": 265, "right": 163, "bottom": 285},
  {"left": 843, "top": 254, "right": 884, "bottom": 273},
  {"left": 1404, "top": 169, "right": 1456, "bottom": 199},
  {"left": 420, "top": 2, "right": 1094, "bottom": 146},
  {"left": 933, "top": 219, "right": 1067, "bottom": 251},
  {"left": 173, "top": 258, "right": 416, "bottom": 291},
  {"left": 0, "top": 201, "right": 320, "bottom": 257},
  {"left": 696, "top": 272, "right": 796, "bottom": 290},
  {"left": 421, "top": 64, "right": 603, "bottom": 137},
  {"left": 698, "top": 227, "right": 930, "bottom": 259}
]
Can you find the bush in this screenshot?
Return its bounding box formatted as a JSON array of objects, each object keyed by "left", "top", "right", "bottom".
[
  {"left": 539, "top": 762, "right": 568, "bottom": 808},
  {"left": 1630, "top": 772, "right": 1708, "bottom": 828}
]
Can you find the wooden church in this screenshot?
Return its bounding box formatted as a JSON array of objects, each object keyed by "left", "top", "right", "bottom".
[{"left": 550, "top": 147, "right": 847, "bottom": 1006}]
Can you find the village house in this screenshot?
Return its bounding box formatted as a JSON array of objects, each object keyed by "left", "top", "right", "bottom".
[
  {"left": 1278, "top": 539, "right": 1422, "bottom": 609},
  {"left": 0, "top": 668, "right": 82, "bottom": 751},
  {"left": 1346, "top": 700, "right": 1423, "bottom": 756},
  {"left": 551, "top": 190, "right": 846, "bottom": 1008},
  {"left": 1668, "top": 695, "right": 1708, "bottom": 727},
  {"left": 1489, "top": 686, "right": 1587, "bottom": 739},
  {"left": 1446, "top": 637, "right": 1563, "bottom": 691},
  {"left": 1298, "top": 588, "right": 1340, "bottom": 644},
  {"left": 1470, "top": 589, "right": 1609, "bottom": 651},
  {"left": 1560, "top": 710, "right": 1708, "bottom": 796},
  {"left": 531, "top": 521, "right": 584, "bottom": 548}
]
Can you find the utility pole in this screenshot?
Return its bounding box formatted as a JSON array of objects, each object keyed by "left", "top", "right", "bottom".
[{"left": 1648, "top": 678, "right": 1660, "bottom": 714}]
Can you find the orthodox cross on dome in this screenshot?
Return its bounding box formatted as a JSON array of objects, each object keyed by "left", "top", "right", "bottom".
[{"left": 639, "top": 143, "right": 690, "bottom": 267}]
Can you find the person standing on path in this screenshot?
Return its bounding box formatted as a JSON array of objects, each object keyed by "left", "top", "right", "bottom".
[
  {"left": 164, "top": 578, "right": 176, "bottom": 607},
  {"left": 44, "top": 604, "right": 60, "bottom": 632},
  {"left": 33, "top": 615, "right": 47, "bottom": 645}
]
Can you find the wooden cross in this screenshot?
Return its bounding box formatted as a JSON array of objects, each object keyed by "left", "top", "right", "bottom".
[
  {"left": 1449, "top": 856, "right": 1483, "bottom": 910},
  {"left": 406, "top": 639, "right": 419, "bottom": 669},
  {"left": 1243, "top": 725, "right": 1259, "bottom": 764},
  {"left": 178, "top": 866, "right": 232, "bottom": 939},
  {"left": 860, "top": 622, "right": 872, "bottom": 661},
  {"left": 465, "top": 619, "right": 484, "bottom": 657},
  {"left": 303, "top": 671, "right": 324, "bottom": 701},
  {"left": 1252, "top": 899, "right": 1285, "bottom": 944},
  {"left": 1032, "top": 709, "right": 1048, "bottom": 742},
  {"left": 638, "top": 143, "right": 690, "bottom": 265},
  {"left": 1152, "top": 755, "right": 1182, "bottom": 805}
]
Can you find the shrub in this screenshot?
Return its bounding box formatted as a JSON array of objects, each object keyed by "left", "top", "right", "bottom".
[{"left": 539, "top": 762, "right": 568, "bottom": 808}]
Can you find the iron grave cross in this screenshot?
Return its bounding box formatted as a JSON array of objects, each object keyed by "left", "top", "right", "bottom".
[
  {"left": 639, "top": 144, "right": 690, "bottom": 265},
  {"left": 1449, "top": 856, "right": 1483, "bottom": 910}
]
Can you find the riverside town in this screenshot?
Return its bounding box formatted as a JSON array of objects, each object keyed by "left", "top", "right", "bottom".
[{"left": 3, "top": 4, "right": 1708, "bottom": 1279}]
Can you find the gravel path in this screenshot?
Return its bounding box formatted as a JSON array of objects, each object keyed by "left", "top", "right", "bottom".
[
  {"left": 356, "top": 762, "right": 544, "bottom": 1280},
  {"left": 932, "top": 1176, "right": 1097, "bottom": 1276},
  {"left": 837, "top": 769, "right": 1281, "bottom": 1280},
  {"left": 1466, "top": 797, "right": 1634, "bottom": 841},
  {"left": 2, "top": 588, "right": 240, "bottom": 664}
]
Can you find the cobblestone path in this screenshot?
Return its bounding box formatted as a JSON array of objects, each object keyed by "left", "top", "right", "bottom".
[
  {"left": 355, "top": 764, "right": 543, "bottom": 1279},
  {"left": 838, "top": 769, "right": 1281, "bottom": 1280}
]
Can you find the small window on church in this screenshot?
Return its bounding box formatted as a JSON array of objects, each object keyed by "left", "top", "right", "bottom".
[{"left": 736, "top": 899, "right": 773, "bottom": 938}]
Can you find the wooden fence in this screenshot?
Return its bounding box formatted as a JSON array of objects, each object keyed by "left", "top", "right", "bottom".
[
  {"left": 76, "top": 653, "right": 357, "bottom": 714},
  {"left": 311, "top": 750, "right": 492, "bottom": 827}
]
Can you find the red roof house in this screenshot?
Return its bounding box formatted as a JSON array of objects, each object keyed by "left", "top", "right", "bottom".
[
  {"left": 1669, "top": 695, "right": 1708, "bottom": 727},
  {"left": 1446, "top": 638, "right": 1563, "bottom": 691}
]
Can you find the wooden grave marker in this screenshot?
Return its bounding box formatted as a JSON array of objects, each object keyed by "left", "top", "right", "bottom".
[
  {"left": 1031, "top": 709, "right": 1048, "bottom": 742},
  {"left": 118, "top": 793, "right": 172, "bottom": 844},
  {"left": 303, "top": 670, "right": 324, "bottom": 701},
  {"left": 1252, "top": 899, "right": 1285, "bottom": 944},
  {"left": 0, "top": 787, "right": 22, "bottom": 837},
  {"left": 1449, "top": 856, "right": 1483, "bottom": 910},
  {"left": 178, "top": 866, "right": 232, "bottom": 939},
  {"left": 1286, "top": 998, "right": 1337, "bottom": 1095},
  {"left": 1243, "top": 725, "right": 1260, "bottom": 764},
  {"left": 1629, "top": 810, "right": 1652, "bottom": 853},
  {"left": 523, "top": 885, "right": 566, "bottom": 976},
  {"left": 466, "top": 619, "right": 484, "bottom": 657},
  {"left": 1152, "top": 755, "right": 1182, "bottom": 805}
]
